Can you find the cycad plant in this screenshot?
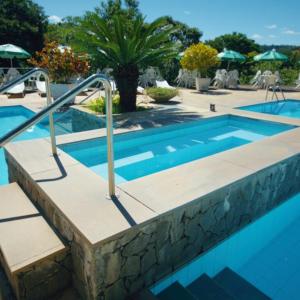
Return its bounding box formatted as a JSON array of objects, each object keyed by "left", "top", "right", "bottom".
[{"left": 75, "top": 14, "right": 178, "bottom": 112}]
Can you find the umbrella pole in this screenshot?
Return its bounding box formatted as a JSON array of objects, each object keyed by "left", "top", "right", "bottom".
[
  {"left": 10, "top": 58, "right": 13, "bottom": 68},
  {"left": 227, "top": 61, "right": 230, "bottom": 71}
]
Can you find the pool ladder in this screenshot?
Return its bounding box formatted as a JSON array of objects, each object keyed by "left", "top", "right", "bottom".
[
  {"left": 264, "top": 75, "right": 286, "bottom": 102},
  {"left": 0, "top": 68, "right": 116, "bottom": 197}
]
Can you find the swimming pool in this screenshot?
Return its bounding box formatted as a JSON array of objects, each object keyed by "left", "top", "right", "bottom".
[
  {"left": 151, "top": 190, "right": 300, "bottom": 300},
  {"left": 239, "top": 99, "right": 300, "bottom": 119},
  {"left": 61, "top": 115, "right": 295, "bottom": 184},
  {"left": 0, "top": 105, "right": 105, "bottom": 184}
]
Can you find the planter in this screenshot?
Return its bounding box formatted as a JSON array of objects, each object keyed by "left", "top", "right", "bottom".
[
  {"left": 50, "top": 83, "right": 76, "bottom": 103},
  {"left": 195, "top": 77, "right": 211, "bottom": 92}
]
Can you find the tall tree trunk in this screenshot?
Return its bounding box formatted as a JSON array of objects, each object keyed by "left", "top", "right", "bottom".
[{"left": 114, "top": 65, "right": 139, "bottom": 112}]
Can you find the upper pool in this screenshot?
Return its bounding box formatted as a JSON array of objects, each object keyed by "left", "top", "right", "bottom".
[
  {"left": 60, "top": 115, "right": 295, "bottom": 184},
  {"left": 239, "top": 99, "right": 300, "bottom": 119},
  {"left": 0, "top": 105, "right": 105, "bottom": 185}
]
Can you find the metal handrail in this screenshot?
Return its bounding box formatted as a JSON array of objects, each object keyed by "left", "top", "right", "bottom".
[
  {"left": 0, "top": 68, "right": 57, "bottom": 153},
  {"left": 0, "top": 72, "right": 115, "bottom": 197}
]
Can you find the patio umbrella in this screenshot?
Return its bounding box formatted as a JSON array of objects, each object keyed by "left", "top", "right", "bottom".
[
  {"left": 217, "top": 48, "right": 246, "bottom": 69},
  {"left": 253, "top": 49, "right": 288, "bottom": 62},
  {"left": 0, "top": 44, "right": 31, "bottom": 67}
]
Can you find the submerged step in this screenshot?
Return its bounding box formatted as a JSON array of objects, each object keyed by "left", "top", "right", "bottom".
[
  {"left": 187, "top": 274, "right": 234, "bottom": 300},
  {"left": 0, "top": 183, "right": 71, "bottom": 300},
  {"left": 214, "top": 267, "right": 271, "bottom": 300},
  {"left": 157, "top": 282, "right": 197, "bottom": 300}
]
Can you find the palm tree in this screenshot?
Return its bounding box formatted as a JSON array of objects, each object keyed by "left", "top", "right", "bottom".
[{"left": 75, "top": 14, "right": 178, "bottom": 112}]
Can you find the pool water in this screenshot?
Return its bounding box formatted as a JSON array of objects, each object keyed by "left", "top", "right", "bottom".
[
  {"left": 151, "top": 191, "right": 300, "bottom": 300},
  {"left": 61, "top": 115, "right": 295, "bottom": 183},
  {"left": 0, "top": 105, "right": 105, "bottom": 185},
  {"left": 239, "top": 99, "right": 300, "bottom": 119}
]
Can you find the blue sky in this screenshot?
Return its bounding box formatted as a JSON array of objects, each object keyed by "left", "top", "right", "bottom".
[{"left": 36, "top": 0, "right": 300, "bottom": 45}]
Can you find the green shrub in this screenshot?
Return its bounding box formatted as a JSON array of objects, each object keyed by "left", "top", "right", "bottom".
[
  {"left": 146, "top": 87, "right": 178, "bottom": 102},
  {"left": 87, "top": 94, "right": 121, "bottom": 114},
  {"left": 280, "top": 68, "right": 299, "bottom": 85}
]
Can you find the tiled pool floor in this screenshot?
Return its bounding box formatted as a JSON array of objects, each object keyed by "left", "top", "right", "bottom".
[{"left": 239, "top": 216, "right": 300, "bottom": 300}]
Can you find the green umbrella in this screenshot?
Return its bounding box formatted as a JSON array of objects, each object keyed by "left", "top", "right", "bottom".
[
  {"left": 0, "top": 44, "right": 31, "bottom": 67},
  {"left": 217, "top": 48, "right": 246, "bottom": 69},
  {"left": 253, "top": 49, "right": 288, "bottom": 62}
]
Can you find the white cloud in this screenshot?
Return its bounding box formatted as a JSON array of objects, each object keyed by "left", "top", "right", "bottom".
[
  {"left": 48, "top": 15, "right": 62, "bottom": 24},
  {"left": 283, "top": 29, "right": 300, "bottom": 35},
  {"left": 184, "top": 10, "right": 191, "bottom": 15},
  {"left": 266, "top": 24, "right": 277, "bottom": 29},
  {"left": 268, "top": 34, "right": 277, "bottom": 38},
  {"left": 252, "top": 33, "right": 263, "bottom": 39}
]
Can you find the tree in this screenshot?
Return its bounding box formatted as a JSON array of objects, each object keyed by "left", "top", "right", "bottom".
[
  {"left": 75, "top": 14, "right": 178, "bottom": 112},
  {"left": 0, "top": 0, "right": 47, "bottom": 54},
  {"left": 96, "top": 0, "right": 142, "bottom": 21},
  {"left": 157, "top": 16, "right": 203, "bottom": 84},
  {"left": 46, "top": 16, "right": 82, "bottom": 46},
  {"left": 161, "top": 16, "right": 202, "bottom": 49},
  {"left": 206, "top": 32, "right": 260, "bottom": 54}
]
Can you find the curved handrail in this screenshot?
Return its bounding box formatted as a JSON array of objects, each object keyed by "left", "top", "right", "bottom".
[
  {"left": 0, "top": 67, "right": 56, "bottom": 153},
  {"left": 0, "top": 72, "right": 115, "bottom": 196}
]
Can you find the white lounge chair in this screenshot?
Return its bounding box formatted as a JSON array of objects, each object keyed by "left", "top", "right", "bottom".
[
  {"left": 3, "top": 68, "right": 20, "bottom": 84},
  {"left": 226, "top": 70, "right": 239, "bottom": 89},
  {"left": 36, "top": 80, "right": 46, "bottom": 96},
  {"left": 155, "top": 80, "right": 175, "bottom": 89},
  {"left": 250, "top": 70, "right": 262, "bottom": 87},
  {"left": 137, "top": 86, "right": 145, "bottom": 94},
  {"left": 213, "top": 69, "right": 227, "bottom": 88},
  {"left": 7, "top": 82, "right": 25, "bottom": 98},
  {"left": 139, "top": 67, "right": 161, "bottom": 88},
  {"left": 176, "top": 69, "right": 196, "bottom": 88}
]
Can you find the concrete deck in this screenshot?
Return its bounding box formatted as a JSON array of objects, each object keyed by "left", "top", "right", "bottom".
[
  {"left": 3, "top": 86, "right": 300, "bottom": 299},
  {"left": 3, "top": 87, "right": 300, "bottom": 243},
  {"left": 0, "top": 183, "right": 66, "bottom": 274},
  {"left": 4, "top": 106, "right": 300, "bottom": 245}
]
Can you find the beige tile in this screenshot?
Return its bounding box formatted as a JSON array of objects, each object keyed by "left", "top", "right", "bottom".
[
  {"left": 30, "top": 163, "right": 156, "bottom": 245},
  {"left": 4, "top": 138, "right": 79, "bottom": 175},
  {"left": 121, "top": 155, "right": 254, "bottom": 214},
  {"left": 0, "top": 183, "right": 65, "bottom": 274}
]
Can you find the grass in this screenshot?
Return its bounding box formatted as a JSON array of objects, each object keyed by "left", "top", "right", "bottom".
[{"left": 86, "top": 95, "right": 150, "bottom": 114}]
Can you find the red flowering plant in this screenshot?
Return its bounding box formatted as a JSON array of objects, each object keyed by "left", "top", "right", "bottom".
[{"left": 28, "top": 41, "right": 89, "bottom": 83}]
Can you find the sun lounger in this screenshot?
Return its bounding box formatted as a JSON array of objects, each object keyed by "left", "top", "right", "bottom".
[
  {"left": 7, "top": 82, "right": 25, "bottom": 98},
  {"left": 156, "top": 80, "right": 175, "bottom": 89},
  {"left": 36, "top": 80, "right": 46, "bottom": 96}
]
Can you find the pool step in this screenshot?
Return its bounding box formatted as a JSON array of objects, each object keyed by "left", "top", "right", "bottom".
[
  {"left": 151, "top": 267, "right": 271, "bottom": 300},
  {"left": 187, "top": 274, "right": 234, "bottom": 300},
  {"left": 0, "top": 183, "right": 72, "bottom": 300},
  {"left": 213, "top": 267, "right": 271, "bottom": 300},
  {"left": 157, "top": 282, "right": 197, "bottom": 300}
]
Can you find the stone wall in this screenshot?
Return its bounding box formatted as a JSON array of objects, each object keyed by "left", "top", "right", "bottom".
[
  {"left": 91, "top": 153, "right": 300, "bottom": 299},
  {"left": 5, "top": 153, "right": 95, "bottom": 300},
  {"left": 70, "top": 107, "right": 105, "bottom": 132},
  {"left": 6, "top": 149, "right": 300, "bottom": 300}
]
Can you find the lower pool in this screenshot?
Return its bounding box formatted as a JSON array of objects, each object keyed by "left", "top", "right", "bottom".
[
  {"left": 60, "top": 115, "right": 295, "bottom": 183},
  {"left": 239, "top": 99, "right": 300, "bottom": 119},
  {"left": 151, "top": 191, "right": 300, "bottom": 300},
  {"left": 0, "top": 105, "right": 105, "bottom": 184}
]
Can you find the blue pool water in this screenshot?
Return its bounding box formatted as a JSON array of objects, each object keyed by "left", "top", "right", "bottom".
[
  {"left": 151, "top": 191, "right": 300, "bottom": 300},
  {"left": 0, "top": 106, "right": 49, "bottom": 184},
  {"left": 61, "top": 115, "right": 295, "bottom": 183},
  {"left": 239, "top": 99, "right": 300, "bottom": 119},
  {"left": 0, "top": 105, "right": 105, "bottom": 185}
]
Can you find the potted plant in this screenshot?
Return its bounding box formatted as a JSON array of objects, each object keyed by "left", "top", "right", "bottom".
[
  {"left": 28, "top": 41, "right": 89, "bottom": 101},
  {"left": 180, "top": 43, "right": 219, "bottom": 92}
]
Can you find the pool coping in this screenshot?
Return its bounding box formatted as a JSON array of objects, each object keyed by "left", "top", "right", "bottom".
[{"left": 4, "top": 107, "right": 300, "bottom": 247}]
